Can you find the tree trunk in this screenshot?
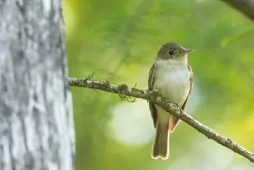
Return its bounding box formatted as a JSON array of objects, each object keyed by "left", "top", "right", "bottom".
[{"left": 0, "top": 1, "right": 75, "bottom": 170}]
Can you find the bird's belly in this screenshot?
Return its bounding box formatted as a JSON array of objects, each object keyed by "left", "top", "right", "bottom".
[{"left": 154, "top": 65, "right": 190, "bottom": 106}]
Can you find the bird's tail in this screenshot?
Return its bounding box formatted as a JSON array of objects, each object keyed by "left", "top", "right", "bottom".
[
  {"left": 169, "top": 116, "right": 180, "bottom": 133},
  {"left": 151, "top": 121, "right": 170, "bottom": 160}
]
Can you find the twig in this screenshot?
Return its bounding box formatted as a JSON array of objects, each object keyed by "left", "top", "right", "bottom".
[
  {"left": 221, "top": 0, "right": 254, "bottom": 21},
  {"left": 68, "top": 77, "right": 254, "bottom": 162}
]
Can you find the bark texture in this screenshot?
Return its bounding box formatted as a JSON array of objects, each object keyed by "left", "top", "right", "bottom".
[
  {"left": 69, "top": 77, "right": 254, "bottom": 162},
  {"left": 0, "top": 1, "right": 74, "bottom": 170}
]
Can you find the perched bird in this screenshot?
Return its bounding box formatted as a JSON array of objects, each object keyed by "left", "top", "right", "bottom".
[{"left": 148, "top": 42, "right": 193, "bottom": 160}]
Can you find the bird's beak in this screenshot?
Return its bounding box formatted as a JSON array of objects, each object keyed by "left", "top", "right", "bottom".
[{"left": 183, "top": 49, "right": 193, "bottom": 54}]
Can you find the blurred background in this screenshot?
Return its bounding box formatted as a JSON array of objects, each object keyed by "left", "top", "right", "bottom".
[{"left": 63, "top": 0, "right": 254, "bottom": 169}]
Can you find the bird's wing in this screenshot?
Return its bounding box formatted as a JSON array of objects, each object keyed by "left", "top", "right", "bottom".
[
  {"left": 181, "top": 64, "right": 194, "bottom": 110},
  {"left": 148, "top": 63, "right": 158, "bottom": 127},
  {"left": 169, "top": 64, "right": 193, "bottom": 133}
]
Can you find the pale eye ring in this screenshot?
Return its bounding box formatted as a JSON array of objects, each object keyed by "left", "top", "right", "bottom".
[{"left": 168, "top": 50, "right": 174, "bottom": 55}]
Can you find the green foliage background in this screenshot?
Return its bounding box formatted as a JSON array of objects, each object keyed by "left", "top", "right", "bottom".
[{"left": 63, "top": 0, "right": 254, "bottom": 169}]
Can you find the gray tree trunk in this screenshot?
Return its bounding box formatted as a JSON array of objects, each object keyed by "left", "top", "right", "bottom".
[{"left": 0, "top": 1, "right": 75, "bottom": 170}]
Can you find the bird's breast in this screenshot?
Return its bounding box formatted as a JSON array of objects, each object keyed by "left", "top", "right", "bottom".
[{"left": 153, "top": 62, "right": 190, "bottom": 106}]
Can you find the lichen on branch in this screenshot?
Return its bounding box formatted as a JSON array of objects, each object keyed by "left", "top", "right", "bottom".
[{"left": 68, "top": 77, "right": 254, "bottom": 162}]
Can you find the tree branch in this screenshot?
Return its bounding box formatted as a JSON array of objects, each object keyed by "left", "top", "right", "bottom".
[
  {"left": 221, "top": 0, "right": 254, "bottom": 21},
  {"left": 68, "top": 77, "right": 254, "bottom": 162}
]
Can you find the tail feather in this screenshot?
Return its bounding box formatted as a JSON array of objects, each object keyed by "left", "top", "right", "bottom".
[
  {"left": 152, "top": 121, "right": 170, "bottom": 160},
  {"left": 169, "top": 116, "right": 181, "bottom": 133}
]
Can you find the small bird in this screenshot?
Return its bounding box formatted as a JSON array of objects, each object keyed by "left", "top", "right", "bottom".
[{"left": 148, "top": 42, "right": 193, "bottom": 160}]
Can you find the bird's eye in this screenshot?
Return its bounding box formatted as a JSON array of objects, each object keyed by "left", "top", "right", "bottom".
[{"left": 168, "top": 50, "right": 174, "bottom": 55}]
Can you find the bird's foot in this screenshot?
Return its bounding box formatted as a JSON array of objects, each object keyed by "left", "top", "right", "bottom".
[
  {"left": 169, "top": 103, "right": 180, "bottom": 111},
  {"left": 151, "top": 89, "right": 161, "bottom": 99}
]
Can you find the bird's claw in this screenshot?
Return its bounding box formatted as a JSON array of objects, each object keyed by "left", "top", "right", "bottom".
[
  {"left": 169, "top": 103, "right": 180, "bottom": 111},
  {"left": 152, "top": 89, "right": 160, "bottom": 99}
]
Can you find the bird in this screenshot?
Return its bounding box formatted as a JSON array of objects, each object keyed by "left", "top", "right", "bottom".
[{"left": 148, "top": 42, "right": 193, "bottom": 160}]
